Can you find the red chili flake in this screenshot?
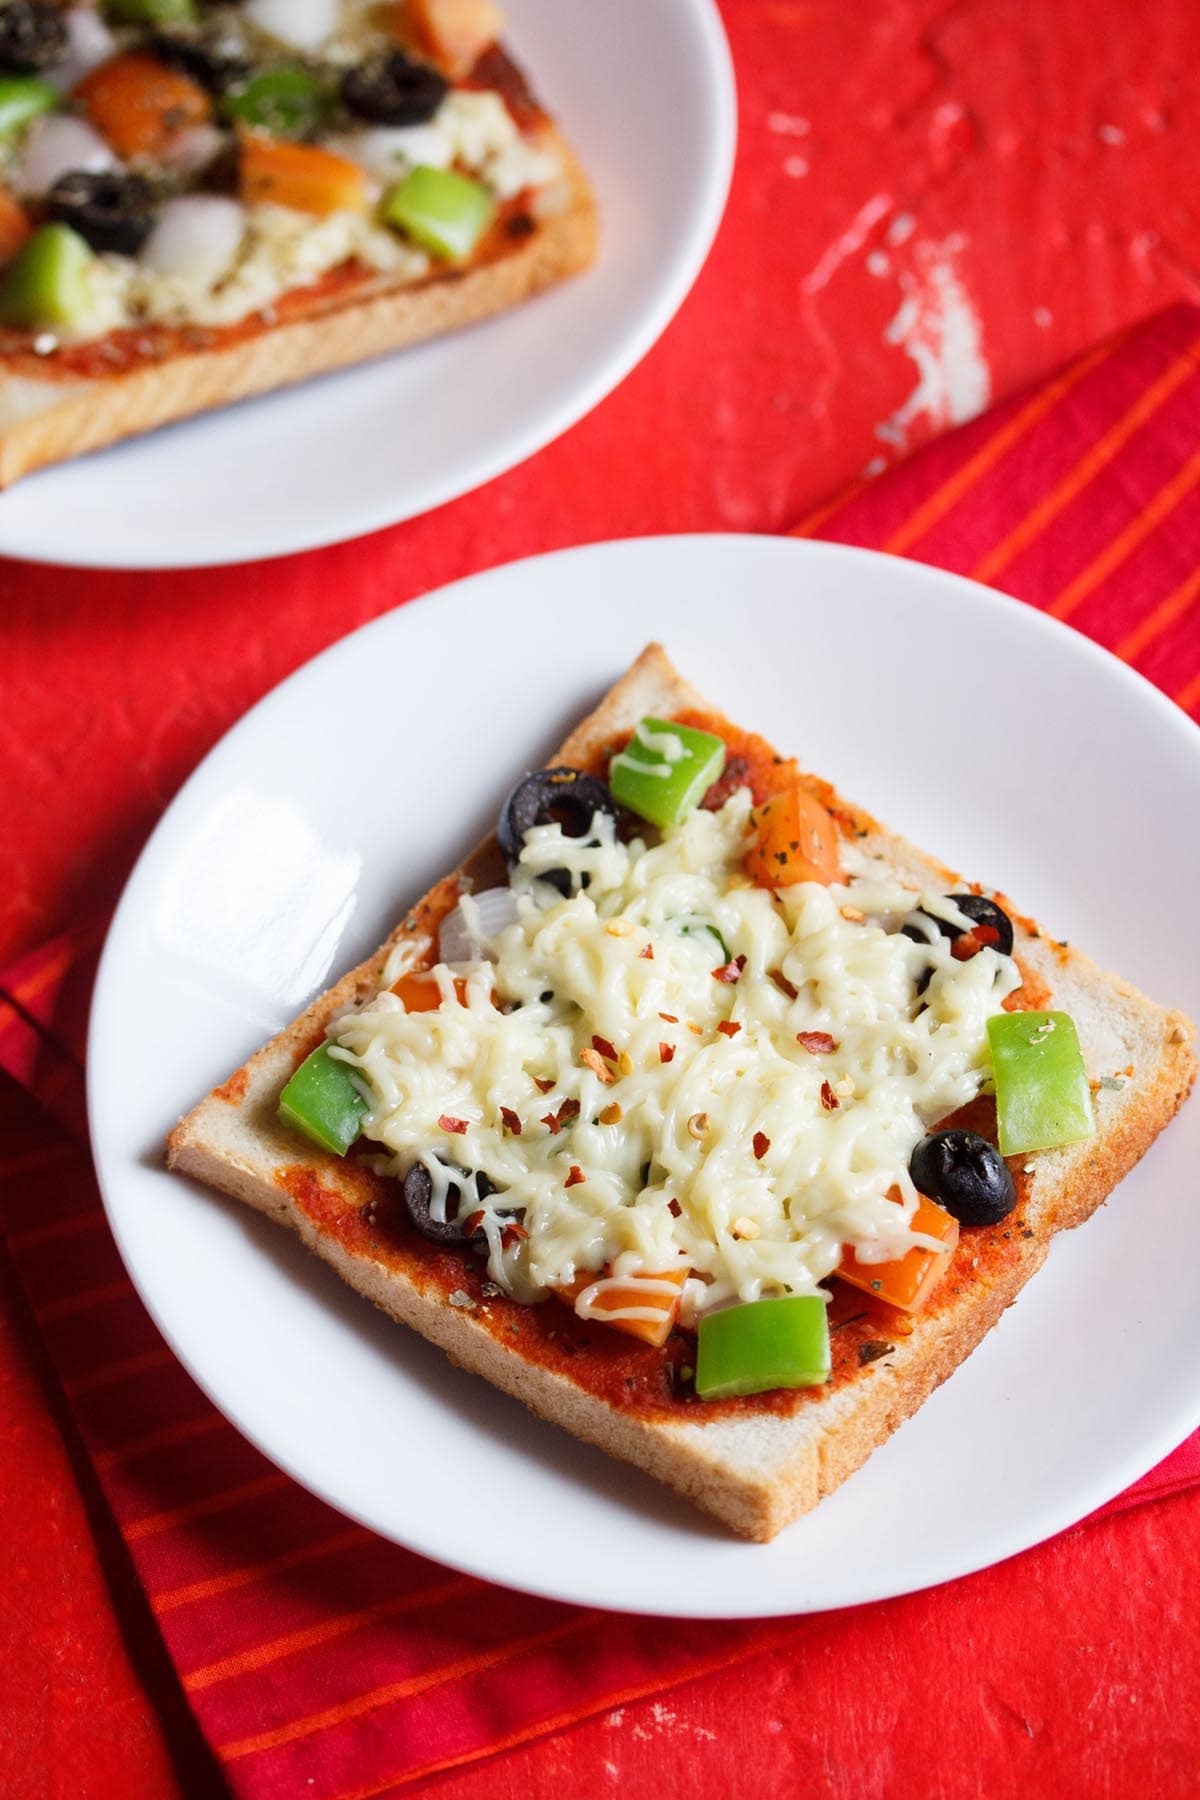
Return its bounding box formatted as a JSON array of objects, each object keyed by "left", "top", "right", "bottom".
[
  {"left": 541, "top": 1112, "right": 562, "bottom": 1134},
  {"left": 712, "top": 961, "right": 741, "bottom": 984},
  {"left": 437, "top": 1114, "right": 468, "bottom": 1134},
  {"left": 952, "top": 923, "right": 1001, "bottom": 960},
  {"left": 639, "top": 944, "right": 654, "bottom": 960},
  {"left": 716, "top": 1020, "right": 741, "bottom": 1038},
  {"left": 659, "top": 1041, "right": 676, "bottom": 1064},
  {"left": 769, "top": 969, "right": 799, "bottom": 1000},
  {"left": 502, "top": 1222, "right": 529, "bottom": 1248},
  {"left": 797, "top": 1031, "right": 837, "bottom": 1054},
  {"left": 736, "top": 954, "right": 747, "bottom": 971},
  {"left": 591, "top": 1034, "right": 618, "bottom": 1062},
  {"left": 564, "top": 1165, "right": 585, "bottom": 1188},
  {"left": 533, "top": 1076, "right": 555, "bottom": 1094},
  {"left": 668, "top": 1198, "right": 682, "bottom": 1217},
  {"left": 557, "top": 1099, "right": 581, "bottom": 1124},
  {"left": 820, "top": 1080, "right": 840, "bottom": 1111},
  {"left": 658, "top": 1012, "right": 679, "bottom": 1023},
  {"left": 462, "top": 1210, "right": 486, "bottom": 1235},
  {"left": 500, "top": 1107, "right": 523, "bottom": 1136},
  {"left": 580, "top": 1046, "right": 615, "bottom": 1083},
  {"left": 752, "top": 1131, "right": 770, "bottom": 1160}
]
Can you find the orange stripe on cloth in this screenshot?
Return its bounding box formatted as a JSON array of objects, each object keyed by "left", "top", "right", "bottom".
[
  {"left": 220, "top": 1614, "right": 601, "bottom": 1761},
  {"left": 1046, "top": 443, "right": 1200, "bottom": 621},
  {"left": 329, "top": 1620, "right": 807, "bottom": 1800},
  {"left": 789, "top": 472, "right": 873, "bottom": 538},
  {"left": 125, "top": 1472, "right": 290, "bottom": 1542},
  {"left": 183, "top": 1577, "right": 479, "bottom": 1692},
  {"left": 95, "top": 1410, "right": 229, "bottom": 1473},
  {"left": 35, "top": 1276, "right": 134, "bottom": 1325},
  {"left": 970, "top": 337, "right": 1200, "bottom": 585},
  {"left": 1115, "top": 562, "right": 1200, "bottom": 661},
  {"left": 63, "top": 1344, "right": 173, "bottom": 1398},
  {"left": 6, "top": 1206, "right": 105, "bottom": 1253},
  {"left": 881, "top": 336, "right": 1118, "bottom": 556},
  {"left": 3, "top": 941, "right": 83, "bottom": 1013},
  {"left": 1175, "top": 668, "right": 1200, "bottom": 714},
  {"left": 154, "top": 1525, "right": 371, "bottom": 1613}
]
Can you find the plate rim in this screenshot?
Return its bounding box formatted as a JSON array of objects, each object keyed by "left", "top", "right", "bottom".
[
  {"left": 87, "top": 534, "right": 1200, "bottom": 1617},
  {"left": 0, "top": 0, "right": 737, "bottom": 572}
]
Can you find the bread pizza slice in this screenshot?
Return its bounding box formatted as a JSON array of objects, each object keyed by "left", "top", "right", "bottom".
[
  {"left": 167, "top": 645, "right": 1196, "bottom": 1541},
  {"left": 0, "top": 0, "right": 595, "bottom": 483}
]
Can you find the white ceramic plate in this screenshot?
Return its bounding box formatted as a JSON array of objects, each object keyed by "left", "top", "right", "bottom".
[
  {"left": 0, "top": 2, "right": 734, "bottom": 570},
  {"left": 89, "top": 537, "right": 1200, "bottom": 1618}
]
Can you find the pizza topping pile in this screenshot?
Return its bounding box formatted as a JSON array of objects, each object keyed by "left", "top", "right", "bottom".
[
  {"left": 279, "top": 715, "right": 1097, "bottom": 1401},
  {"left": 0, "top": 0, "right": 562, "bottom": 342}
]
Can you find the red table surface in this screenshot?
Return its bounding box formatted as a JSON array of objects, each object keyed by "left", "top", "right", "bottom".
[{"left": 4, "top": 2, "right": 1200, "bottom": 1794}]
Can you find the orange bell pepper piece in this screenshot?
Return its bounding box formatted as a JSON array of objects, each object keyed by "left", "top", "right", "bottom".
[
  {"left": 837, "top": 1192, "right": 959, "bottom": 1314},
  {"left": 0, "top": 187, "right": 32, "bottom": 262},
  {"left": 391, "top": 969, "right": 470, "bottom": 1010},
  {"left": 238, "top": 131, "right": 366, "bottom": 216},
  {"left": 406, "top": 0, "right": 504, "bottom": 75},
  {"left": 78, "top": 53, "right": 211, "bottom": 160},
  {"left": 555, "top": 1265, "right": 688, "bottom": 1348},
  {"left": 744, "top": 784, "right": 841, "bottom": 888}
]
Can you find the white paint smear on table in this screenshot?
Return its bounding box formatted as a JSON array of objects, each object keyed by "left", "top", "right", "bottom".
[{"left": 876, "top": 233, "right": 990, "bottom": 450}]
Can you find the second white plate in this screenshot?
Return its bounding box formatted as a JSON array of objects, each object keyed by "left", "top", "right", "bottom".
[
  {"left": 89, "top": 536, "right": 1200, "bottom": 1616},
  {"left": 0, "top": 0, "right": 735, "bottom": 568}
]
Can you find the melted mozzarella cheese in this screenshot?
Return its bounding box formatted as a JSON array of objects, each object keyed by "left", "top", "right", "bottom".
[{"left": 333, "top": 793, "right": 1020, "bottom": 1314}]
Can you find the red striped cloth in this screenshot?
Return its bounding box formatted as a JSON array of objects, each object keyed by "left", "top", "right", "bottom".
[{"left": 3, "top": 300, "right": 1200, "bottom": 1797}]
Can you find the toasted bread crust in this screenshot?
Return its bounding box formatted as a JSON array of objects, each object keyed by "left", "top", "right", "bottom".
[
  {"left": 167, "top": 645, "right": 1196, "bottom": 1540},
  {"left": 0, "top": 131, "right": 595, "bottom": 486}
]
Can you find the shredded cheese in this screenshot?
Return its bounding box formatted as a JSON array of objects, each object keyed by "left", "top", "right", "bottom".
[{"left": 333, "top": 792, "right": 1020, "bottom": 1316}]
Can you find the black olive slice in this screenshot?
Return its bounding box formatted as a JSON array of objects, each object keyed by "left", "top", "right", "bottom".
[
  {"left": 497, "top": 767, "right": 620, "bottom": 897},
  {"left": 340, "top": 50, "right": 449, "bottom": 126},
  {"left": 152, "top": 27, "right": 252, "bottom": 94},
  {"left": 909, "top": 1129, "right": 1016, "bottom": 1226},
  {"left": 402, "top": 1162, "right": 494, "bottom": 1245},
  {"left": 902, "top": 893, "right": 1014, "bottom": 959},
  {"left": 0, "top": 0, "right": 68, "bottom": 71},
  {"left": 44, "top": 171, "right": 158, "bottom": 257}
]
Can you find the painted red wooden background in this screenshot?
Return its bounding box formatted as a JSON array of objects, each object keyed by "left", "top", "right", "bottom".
[{"left": 3, "top": 1, "right": 1200, "bottom": 1794}]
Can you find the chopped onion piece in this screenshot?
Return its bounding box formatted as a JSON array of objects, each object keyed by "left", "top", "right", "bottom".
[
  {"left": 324, "top": 123, "right": 453, "bottom": 178},
  {"left": 244, "top": 0, "right": 337, "bottom": 52},
  {"left": 158, "top": 124, "right": 227, "bottom": 176},
  {"left": 439, "top": 887, "right": 519, "bottom": 963},
  {"left": 12, "top": 115, "right": 117, "bottom": 198},
  {"left": 140, "top": 196, "right": 246, "bottom": 282},
  {"left": 47, "top": 8, "right": 118, "bottom": 92}
]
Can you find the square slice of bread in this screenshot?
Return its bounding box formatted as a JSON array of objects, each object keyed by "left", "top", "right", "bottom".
[
  {"left": 0, "top": 126, "right": 595, "bottom": 486},
  {"left": 167, "top": 645, "right": 1196, "bottom": 1540}
]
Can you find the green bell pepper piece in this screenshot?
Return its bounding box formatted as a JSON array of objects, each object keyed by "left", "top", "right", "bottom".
[
  {"left": 0, "top": 74, "right": 59, "bottom": 142},
  {"left": 986, "top": 1010, "right": 1095, "bottom": 1157},
  {"left": 0, "top": 224, "right": 93, "bottom": 331},
  {"left": 609, "top": 717, "right": 726, "bottom": 829},
  {"left": 106, "top": 0, "right": 197, "bottom": 26},
  {"left": 221, "top": 66, "right": 330, "bottom": 137},
  {"left": 278, "top": 1044, "right": 368, "bottom": 1156},
  {"left": 695, "top": 1295, "right": 831, "bottom": 1400},
  {"left": 382, "top": 165, "right": 494, "bottom": 261}
]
